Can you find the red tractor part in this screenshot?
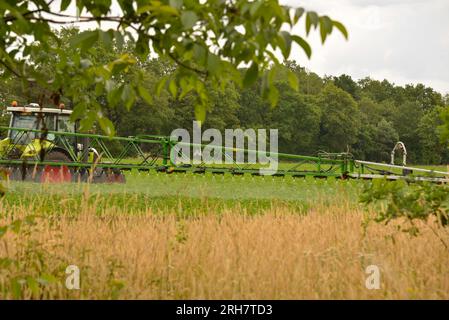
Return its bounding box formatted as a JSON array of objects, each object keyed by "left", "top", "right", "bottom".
[{"left": 40, "top": 165, "right": 72, "bottom": 183}]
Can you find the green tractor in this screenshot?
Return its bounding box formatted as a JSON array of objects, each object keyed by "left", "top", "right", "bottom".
[{"left": 0, "top": 102, "right": 124, "bottom": 183}]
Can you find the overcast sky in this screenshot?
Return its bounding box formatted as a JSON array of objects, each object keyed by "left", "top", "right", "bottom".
[{"left": 282, "top": 0, "right": 449, "bottom": 95}]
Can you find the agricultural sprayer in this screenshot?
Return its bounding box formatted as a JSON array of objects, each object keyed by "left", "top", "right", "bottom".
[{"left": 1, "top": 102, "right": 448, "bottom": 184}]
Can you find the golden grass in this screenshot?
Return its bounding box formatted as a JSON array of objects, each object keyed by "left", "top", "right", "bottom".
[{"left": 0, "top": 199, "right": 448, "bottom": 299}]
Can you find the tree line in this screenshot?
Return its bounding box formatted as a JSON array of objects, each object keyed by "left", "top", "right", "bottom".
[{"left": 1, "top": 28, "right": 448, "bottom": 165}]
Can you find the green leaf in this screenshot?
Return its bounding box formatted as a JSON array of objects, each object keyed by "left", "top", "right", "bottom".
[
  {"left": 107, "top": 86, "right": 123, "bottom": 107},
  {"left": 108, "top": 54, "right": 136, "bottom": 74},
  {"left": 136, "top": 5, "right": 153, "bottom": 14},
  {"left": 121, "top": 84, "right": 132, "bottom": 102},
  {"left": 319, "top": 16, "right": 333, "bottom": 44},
  {"left": 114, "top": 30, "right": 124, "bottom": 50},
  {"left": 249, "top": 1, "right": 263, "bottom": 16},
  {"left": 267, "top": 86, "right": 279, "bottom": 107},
  {"left": 333, "top": 20, "right": 348, "bottom": 39},
  {"left": 60, "top": 0, "right": 71, "bottom": 11},
  {"left": 305, "top": 11, "right": 319, "bottom": 35},
  {"left": 179, "top": 77, "right": 194, "bottom": 99},
  {"left": 279, "top": 31, "right": 292, "bottom": 59},
  {"left": 294, "top": 8, "right": 305, "bottom": 24},
  {"left": 79, "top": 111, "right": 96, "bottom": 132},
  {"left": 70, "top": 30, "right": 99, "bottom": 51},
  {"left": 291, "top": 35, "right": 312, "bottom": 59},
  {"left": 169, "top": 79, "right": 177, "bottom": 97},
  {"left": 156, "top": 77, "right": 168, "bottom": 96},
  {"left": 243, "top": 62, "right": 259, "bottom": 88},
  {"left": 193, "top": 44, "right": 206, "bottom": 64},
  {"left": 321, "top": 16, "right": 333, "bottom": 33},
  {"left": 194, "top": 104, "right": 206, "bottom": 123},
  {"left": 181, "top": 11, "right": 198, "bottom": 29},
  {"left": 137, "top": 85, "right": 153, "bottom": 105},
  {"left": 169, "top": 0, "right": 183, "bottom": 10},
  {"left": 121, "top": 84, "right": 136, "bottom": 110},
  {"left": 287, "top": 70, "right": 299, "bottom": 91},
  {"left": 137, "top": 4, "right": 179, "bottom": 15},
  {"left": 99, "top": 30, "right": 113, "bottom": 48},
  {"left": 207, "top": 53, "right": 221, "bottom": 75},
  {"left": 70, "top": 102, "right": 87, "bottom": 122},
  {"left": 135, "top": 34, "right": 150, "bottom": 58},
  {"left": 98, "top": 116, "right": 115, "bottom": 136}
]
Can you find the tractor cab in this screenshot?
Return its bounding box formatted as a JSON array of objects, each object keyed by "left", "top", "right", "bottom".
[
  {"left": 6, "top": 102, "right": 74, "bottom": 144},
  {"left": 0, "top": 102, "right": 77, "bottom": 161}
]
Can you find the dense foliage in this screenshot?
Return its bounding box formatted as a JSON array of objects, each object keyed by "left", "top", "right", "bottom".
[
  {"left": 0, "top": 0, "right": 347, "bottom": 133},
  {"left": 1, "top": 28, "right": 448, "bottom": 164}
]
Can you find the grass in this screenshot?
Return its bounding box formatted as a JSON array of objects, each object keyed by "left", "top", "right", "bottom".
[{"left": 0, "top": 171, "right": 448, "bottom": 299}]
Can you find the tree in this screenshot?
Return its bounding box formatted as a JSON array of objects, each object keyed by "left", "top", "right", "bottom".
[
  {"left": 392, "top": 101, "right": 423, "bottom": 163},
  {"left": 358, "top": 78, "right": 395, "bottom": 103},
  {"left": 353, "top": 116, "right": 398, "bottom": 162},
  {"left": 285, "top": 61, "right": 324, "bottom": 95},
  {"left": 317, "top": 84, "right": 360, "bottom": 152},
  {"left": 417, "top": 107, "right": 449, "bottom": 164},
  {"left": 268, "top": 84, "right": 321, "bottom": 154},
  {"left": 0, "top": 0, "right": 348, "bottom": 134},
  {"left": 333, "top": 74, "right": 360, "bottom": 100},
  {"left": 374, "top": 119, "right": 399, "bottom": 162},
  {"left": 358, "top": 96, "right": 390, "bottom": 123},
  {"left": 168, "top": 81, "right": 241, "bottom": 133},
  {"left": 203, "top": 83, "right": 241, "bottom": 132},
  {"left": 403, "top": 83, "right": 444, "bottom": 111},
  {"left": 237, "top": 84, "right": 269, "bottom": 130},
  {"left": 444, "top": 94, "right": 449, "bottom": 106}
]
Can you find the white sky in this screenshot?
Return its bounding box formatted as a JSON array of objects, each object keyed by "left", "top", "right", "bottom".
[
  {"left": 51, "top": 0, "right": 449, "bottom": 95},
  {"left": 282, "top": 0, "right": 449, "bottom": 95}
]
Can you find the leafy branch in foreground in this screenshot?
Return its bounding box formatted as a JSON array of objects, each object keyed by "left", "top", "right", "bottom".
[
  {"left": 360, "top": 179, "right": 449, "bottom": 249},
  {"left": 0, "top": 0, "right": 348, "bottom": 133}
]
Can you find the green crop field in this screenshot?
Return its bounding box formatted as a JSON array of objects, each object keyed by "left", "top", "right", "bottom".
[{"left": 2, "top": 172, "right": 363, "bottom": 216}]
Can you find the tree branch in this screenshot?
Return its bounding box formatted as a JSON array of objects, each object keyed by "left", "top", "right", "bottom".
[
  {"left": 168, "top": 52, "right": 208, "bottom": 76},
  {"left": 0, "top": 60, "right": 21, "bottom": 78}
]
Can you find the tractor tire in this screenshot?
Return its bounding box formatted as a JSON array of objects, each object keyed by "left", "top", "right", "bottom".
[{"left": 44, "top": 150, "right": 72, "bottom": 162}]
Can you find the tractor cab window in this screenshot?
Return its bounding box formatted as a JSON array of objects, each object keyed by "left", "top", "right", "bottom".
[
  {"left": 57, "top": 115, "right": 75, "bottom": 133},
  {"left": 43, "top": 115, "right": 56, "bottom": 131},
  {"left": 9, "top": 113, "right": 39, "bottom": 144},
  {"left": 9, "top": 113, "right": 59, "bottom": 144}
]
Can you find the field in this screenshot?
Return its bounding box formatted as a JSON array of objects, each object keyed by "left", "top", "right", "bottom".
[{"left": 0, "top": 172, "right": 448, "bottom": 299}]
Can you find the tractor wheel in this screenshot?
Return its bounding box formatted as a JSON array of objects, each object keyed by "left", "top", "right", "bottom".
[
  {"left": 44, "top": 150, "right": 71, "bottom": 162},
  {"left": 40, "top": 150, "right": 72, "bottom": 183}
]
